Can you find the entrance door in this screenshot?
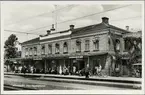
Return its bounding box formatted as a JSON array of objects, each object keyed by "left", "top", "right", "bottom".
[
  {"left": 79, "top": 60, "right": 85, "bottom": 70},
  {"left": 93, "top": 60, "right": 99, "bottom": 74},
  {"left": 122, "top": 60, "right": 129, "bottom": 76}
]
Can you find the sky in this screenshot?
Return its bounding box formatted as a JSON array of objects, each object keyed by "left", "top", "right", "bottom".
[{"left": 2, "top": 2, "right": 143, "bottom": 43}]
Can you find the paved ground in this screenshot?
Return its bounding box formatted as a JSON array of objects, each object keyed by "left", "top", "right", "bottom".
[
  {"left": 4, "top": 74, "right": 136, "bottom": 90},
  {"left": 5, "top": 72, "right": 141, "bottom": 82}
]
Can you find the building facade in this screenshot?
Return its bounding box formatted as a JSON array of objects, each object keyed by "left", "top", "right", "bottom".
[{"left": 20, "top": 17, "right": 142, "bottom": 77}]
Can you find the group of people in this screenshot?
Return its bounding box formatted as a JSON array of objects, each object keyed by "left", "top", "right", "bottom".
[
  {"left": 46, "top": 65, "right": 70, "bottom": 75},
  {"left": 13, "top": 63, "right": 103, "bottom": 79},
  {"left": 14, "top": 65, "right": 44, "bottom": 74}
]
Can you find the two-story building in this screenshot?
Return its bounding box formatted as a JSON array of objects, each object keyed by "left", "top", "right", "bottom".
[{"left": 20, "top": 17, "right": 141, "bottom": 76}]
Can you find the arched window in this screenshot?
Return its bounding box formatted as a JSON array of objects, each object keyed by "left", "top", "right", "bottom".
[
  {"left": 63, "top": 42, "right": 68, "bottom": 53},
  {"left": 116, "top": 39, "right": 120, "bottom": 51},
  {"left": 76, "top": 39, "right": 81, "bottom": 52},
  {"left": 85, "top": 40, "right": 90, "bottom": 51},
  {"left": 48, "top": 44, "right": 52, "bottom": 54},
  {"left": 93, "top": 38, "right": 99, "bottom": 51},
  {"left": 55, "top": 43, "right": 60, "bottom": 54},
  {"left": 34, "top": 47, "right": 37, "bottom": 56},
  {"left": 41, "top": 45, "right": 45, "bottom": 55},
  {"left": 25, "top": 48, "right": 28, "bottom": 57},
  {"left": 29, "top": 48, "right": 33, "bottom": 56}
]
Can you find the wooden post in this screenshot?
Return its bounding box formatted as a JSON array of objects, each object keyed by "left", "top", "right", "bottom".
[
  {"left": 88, "top": 56, "right": 89, "bottom": 73},
  {"left": 44, "top": 59, "right": 47, "bottom": 74},
  {"left": 88, "top": 56, "right": 90, "bottom": 67}
]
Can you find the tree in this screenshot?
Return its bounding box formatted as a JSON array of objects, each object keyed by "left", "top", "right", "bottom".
[{"left": 4, "top": 34, "right": 18, "bottom": 59}]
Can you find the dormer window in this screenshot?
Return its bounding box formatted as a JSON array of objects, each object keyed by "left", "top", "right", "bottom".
[
  {"left": 63, "top": 42, "right": 68, "bottom": 54},
  {"left": 76, "top": 39, "right": 81, "bottom": 52},
  {"left": 41, "top": 45, "right": 45, "bottom": 55},
  {"left": 55, "top": 43, "right": 60, "bottom": 54},
  {"left": 93, "top": 38, "right": 99, "bottom": 51}
]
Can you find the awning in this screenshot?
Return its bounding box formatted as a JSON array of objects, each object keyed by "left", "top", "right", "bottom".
[{"left": 21, "top": 51, "right": 108, "bottom": 60}]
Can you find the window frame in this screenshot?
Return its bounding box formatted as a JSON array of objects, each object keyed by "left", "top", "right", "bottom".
[
  {"left": 85, "top": 40, "right": 90, "bottom": 52},
  {"left": 34, "top": 47, "right": 37, "bottom": 56},
  {"left": 41, "top": 45, "right": 45, "bottom": 55},
  {"left": 63, "top": 42, "right": 68, "bottom": 54},
  {"left": 48, "top": 44, "right": 52, "bottom": 54},
  {"left": 29, "top": 48, "right": 33, "bottom": 56},
  {"left": 25, "top": 48, "right": 28, "bottom": 57},
  {"left": 55, "top": 43, "right": 60, "bottom": 54},
  {"left": 115, "top": 39, "right": 120, "bottom": 52},
  {"left": 76, "top": 40, "right": 81, "bottom": 53},
  {"left": 93, "top": 38, "right": 99, "bottom": 51}
]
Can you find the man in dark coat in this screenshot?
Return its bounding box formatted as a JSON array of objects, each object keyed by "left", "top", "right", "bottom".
[{"left": 85, "top": 64, "right": 90, "bottom": 78}]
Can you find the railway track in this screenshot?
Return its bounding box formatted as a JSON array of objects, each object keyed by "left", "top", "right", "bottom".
[{"left": 4, "top": 84, "right": 37, "bottom": 90}]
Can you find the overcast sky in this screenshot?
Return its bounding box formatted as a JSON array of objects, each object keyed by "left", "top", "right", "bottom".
[{"left": 2, "top": 2, "right": 142, "bottom": 43}]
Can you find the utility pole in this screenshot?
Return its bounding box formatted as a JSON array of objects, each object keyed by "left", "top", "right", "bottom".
[{"left": 55, "top": 5, "right": 57, "bottom": 32}]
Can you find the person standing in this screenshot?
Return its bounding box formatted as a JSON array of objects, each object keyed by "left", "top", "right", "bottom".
[
  {"left": 30, "top": 66, "right": 34, "bottom": 74},
  {"left": 98, "top": 64, "right": 102, "bottom": 76},
  {"left": 23, "top": 65, "right": 26, "bottom": 74},
  {"left": 59, "top": 65, "right": 62, "bottom": 75},
  {"left": 73, "top": 66, "right": 76, "bottom": 75},
  {"left": 94, "top": 66, "right": 98, "bottom": 75},
  {"left": 85, "top": 64, "right": 90, "bottom": 78}
]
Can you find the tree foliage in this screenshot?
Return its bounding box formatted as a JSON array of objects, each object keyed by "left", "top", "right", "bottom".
[{"left": 4, "top": 34, "right": 18, "bottom": 59}]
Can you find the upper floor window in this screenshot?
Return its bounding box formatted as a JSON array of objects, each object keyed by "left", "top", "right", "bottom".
[
  {"left": 85, "top": 40, "right": 90, "bottom": 52},
  {"left": 29, "top": 48, "right": 33, "bottom": 56},
  {"left": 25, "top": 48, "right": 28, "bottom": 56},
  {"left": 93, "top": 38, "right": 99, "bottom": 51},
  {"left": 34, "top": 47, "right": 37, "bottom": 56},
  {"left": 41, "top": 45, "right": 45, "bottom": 55},
  {"left": 63, "top": 42, "right": 68, "bottom": 53},
  {"left": 55, "top": 43, "right": 60, "bottom": 54},
  {"left": 116, "top": 39, "right": 120, "bottom": 51},
  {"left": 124, "top": 39, "right": 131, "bottom": 51},
  {"left": 76, "top": 39, "right": 81, "bottom": 52},
  {"left": 48, "top": 44, "right": 52, "bottom": 54}
]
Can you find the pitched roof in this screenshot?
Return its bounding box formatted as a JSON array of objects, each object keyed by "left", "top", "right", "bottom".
[
  {"left": 71, "top": 23, "right": 130, "bottom": 36},
  {"left": 21, "top": 22, "right": 130, "bottom": 45}
]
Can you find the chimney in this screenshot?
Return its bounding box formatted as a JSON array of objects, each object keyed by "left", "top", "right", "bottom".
[
  {"left": 69, "top": 25, "right": 75, "bottom": 30},
  {"left": 50, "top": 24, "right": 55, "bottom": 31},
  {"left": 46, "top": 30, "right": 51, "bottom": 35},
  {"left": 102, "top": 17, "right": 109, "bottom": 24},
  {"left": 126, "top": 26, "right": 129, "bottom": 31}
]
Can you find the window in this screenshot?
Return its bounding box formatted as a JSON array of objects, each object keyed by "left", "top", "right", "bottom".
[
  {"left": 34, "top": 47, "right": 37, "bottom": 56},
  {"left": 41, "top": 45, "right": 45, "bottom": 55},
  {"left": 76, "top": 40, "right": 81, "bottom": 52},
  {"left": 85, "top": 40, "right": 90, "bottom": 51},
  {"left": 55, "top": 43, "right": 60, "bottom": 54},
  {"left": 29, "top": 48, "right": 33, "bottom": 56},
  {"left": 25, "top": 48, "right": 28, "bottom": 56},
  {"left": 93, "top": 39, "right": 99, "bottom": 51},
  {"left": 48, "top": 44, "right": 52, "bottom": 54},
  {"left": 116, "top": 39, "right": 120, "bottom": 51},
  {"left": 63, "top": 42, "right": 68, "bottom": 53}
]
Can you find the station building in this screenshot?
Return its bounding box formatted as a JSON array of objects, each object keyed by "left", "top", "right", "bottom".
[{"left": 20, "top": 17, "right": 142, "bottom": 76}]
